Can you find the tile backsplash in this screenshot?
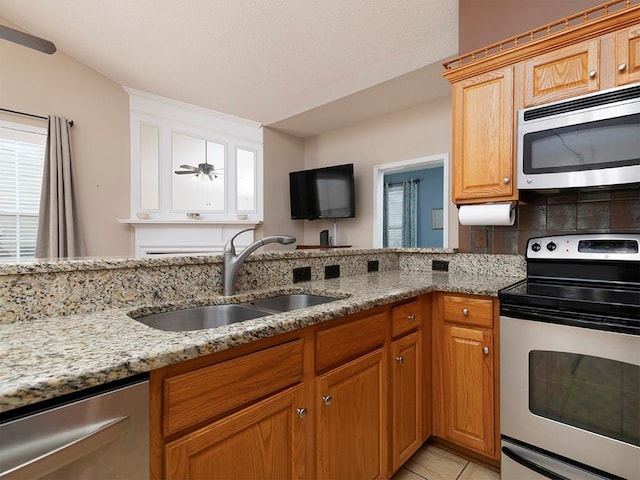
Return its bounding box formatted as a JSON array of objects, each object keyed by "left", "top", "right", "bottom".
[{"left": 458, "top": 185, "right": 640, "bottom": 255}]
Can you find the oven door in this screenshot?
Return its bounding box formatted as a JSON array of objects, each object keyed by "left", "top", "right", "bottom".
[{"left": 501, "top": 316, "right": 639, "bottom": 480}]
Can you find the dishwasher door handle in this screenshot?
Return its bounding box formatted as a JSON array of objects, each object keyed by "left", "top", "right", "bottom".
[{"left": 0, "top": 416, "right": 130, "bottom": 480}]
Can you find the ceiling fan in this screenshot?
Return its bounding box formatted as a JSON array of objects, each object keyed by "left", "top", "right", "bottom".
[
  {"left": 0, "top": 24, "right": 56, "bottom": 54},
  {"left": 174, "top": 160, "right": 224, "bottom": 182}
]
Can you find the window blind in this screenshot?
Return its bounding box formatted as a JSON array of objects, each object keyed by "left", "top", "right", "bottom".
[
  {"left": 0, "top": 123, "right": 46, "bottom": 263},
  {"left": 385, "top": 184, "right": 404, "bottom": 247}
]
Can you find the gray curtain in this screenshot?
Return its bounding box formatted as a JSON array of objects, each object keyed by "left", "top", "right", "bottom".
[
  {"left": 383, "top": 178, "right": 419, "bottom": 248},
  {"left": 35, "top": 116, "right": 85, "bottom": 258}
]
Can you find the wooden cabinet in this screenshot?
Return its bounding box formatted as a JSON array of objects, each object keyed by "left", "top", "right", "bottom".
[
  {"left": 615, "top": 24, "right": 640, "bottom": 86},
  {"left": 522, "top": 24, "right": 640, "bottom": 107},
  {"left": 165, "top": 384, "right": 306, "bottom": 479},
  {"left": 316, "top": 348, "right": 387, "bottom": 480},
  {"left": 522, "top": 39, "right": 600, "bottom": 107},
  {"left": 451, "top": 66, "right": 517, "bottom": 204},
  {"left": 433, "top": 293, "right": 499, "bottom": 460},
  {"left": 390, "top": 330, "right": 423, "bottom": 472}
]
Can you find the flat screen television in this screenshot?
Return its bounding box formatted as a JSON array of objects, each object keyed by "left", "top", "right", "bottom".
[{"left": 289, "top": 163, "right": 356, "bottom": 220}]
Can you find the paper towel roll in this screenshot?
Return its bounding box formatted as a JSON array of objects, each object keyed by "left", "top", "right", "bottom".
[{"left": 458, "top": 202, "right": 515, "bottom": 226}]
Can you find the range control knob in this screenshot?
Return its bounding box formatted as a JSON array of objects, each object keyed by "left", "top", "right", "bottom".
[
  {"left": 531, "top": 242, "right": 542, "bottom": 252},
  {"left": 546, "top": 242, "right": 557, "bottom": 252}
]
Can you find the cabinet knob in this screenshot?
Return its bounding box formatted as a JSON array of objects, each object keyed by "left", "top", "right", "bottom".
[
  {"left": 296, "top": 407, "right": 308, "bottom": 418},
  {"left": 618, "top": 63, "right": 627, "bottom": 72},
  {"left": 396, "top": 356, "right": 404, "bottom": 364},
  {"left": 322, "top": 395, "right": 333, "bottom": 406},
  {"left": 483, "top": 346, "right": 490, "bottom": 355},
  {"left": 462, "top": 308, "right": 469, "bottom": 316},
  {"left": 407, "top": 314, "right": 415, "bottom": 321},
  {"left": 503, "top": 177, "right": 510, "bottom": 185},
  {"left": 588, "top": 69, "right": 597, "bottom": 78}
]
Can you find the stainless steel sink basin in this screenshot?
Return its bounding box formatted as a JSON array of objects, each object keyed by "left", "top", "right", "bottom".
[
  {"left": 133, "top": 304, "right": 270, "bottom": 332},
  {"left": 131, "top": 294, "right": 340, "bottom": 332},
  {"left": 248, "top": 294, "right": 338, "bottom": 312}
]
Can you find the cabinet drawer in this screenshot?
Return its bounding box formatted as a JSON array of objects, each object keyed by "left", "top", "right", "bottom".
[
  {"left": 163, "top": 339, "right": 303, "bottom": 436},
  {"left": 316, "top": 310, "right": 387, "bottom": 372},
  {"left": 442, "top": 294, "right": 493, "bottom": 328},
  {"left": 391, "top": 298, "right": 421, "bottom": 338}
]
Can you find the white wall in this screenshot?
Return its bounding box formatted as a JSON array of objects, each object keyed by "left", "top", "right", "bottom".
[
  {"left": 302, "top": 96, "right": 453, "bottom": 248},
  {"left": 261, "top": 127, "right": 306, "bottom": 248}
]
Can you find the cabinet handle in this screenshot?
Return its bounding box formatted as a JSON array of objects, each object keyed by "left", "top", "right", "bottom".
[
  {"left": 462, "top": 308, "right": 469, "bottom": 316},
  {"left": 296, "top": 407, "right": 308, "bottom": 418},
  {"left": 407, "top": 314, "right": 415, "bottom": 321},
  {"left": 618, "top": 63, "right": 627, "bottom": 72},
  {"left": 503, "top": 177, "right": 510, "bottom": 185},
  {"left": 322, "top": 395, "right": 333, "bottom": 406},
  {"left": 483, "top": 346, "right": 490, "bottom": 355},
  {"left": 396, "top": 356, "right": 404, "bottom": 364},
  {"left": 588, "top": 69, "right": 597, "bottom": 78}
]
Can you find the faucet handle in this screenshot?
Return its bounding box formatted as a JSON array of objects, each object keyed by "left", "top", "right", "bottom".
[{"left": 225, "top": 227, "right": 255, "bottom": 254}]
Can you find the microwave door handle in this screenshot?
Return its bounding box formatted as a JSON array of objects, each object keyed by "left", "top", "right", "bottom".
[
  {"left": 0, "top": 416, "right": 130, "bottom": 480},
  {"left": 502, "top": 446, "right": 570, "bottom": 480}
]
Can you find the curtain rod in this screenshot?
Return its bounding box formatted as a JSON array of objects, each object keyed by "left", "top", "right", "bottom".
[{"left": 0, "top": 108, "right": 74, "bottom": 127}]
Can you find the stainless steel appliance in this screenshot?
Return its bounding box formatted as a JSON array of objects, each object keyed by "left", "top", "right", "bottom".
[
  {"left": 499, "top": 234, "right": 639, "bottom": 480},
  {"left": 0, "top": 374, "right": 148, "bottom": 479},
  {"left": 517, "top": 83, "right": 640, "bottom": 190}
]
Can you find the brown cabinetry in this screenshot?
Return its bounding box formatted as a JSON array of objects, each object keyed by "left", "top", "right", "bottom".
[
  {"left": 522, "top": 24, "right": 640, "bottom": 107},
  {"left": 165, "top": 384, "right": 306, "bottom": 479},
  {"left": 433, "top": 293, "right": 499, "bottom": 460},
  {"left": 316, "top": 348, "right": 387, "bottom": 479},
  {"left": 451, "top": 66, "right": 517, "bottom": 204}
]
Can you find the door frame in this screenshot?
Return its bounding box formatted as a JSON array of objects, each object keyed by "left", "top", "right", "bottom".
[{"left": 372, "top": 153, "right": 451, "bottom": 248}]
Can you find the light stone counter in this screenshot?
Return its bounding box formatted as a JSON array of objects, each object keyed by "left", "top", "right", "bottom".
[{"left": 0, "top": 269, "right": 521, "bottom": 413}]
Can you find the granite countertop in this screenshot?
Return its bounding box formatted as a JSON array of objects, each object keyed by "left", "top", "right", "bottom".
[{"left": 0, "top": 270, "right": 521, "bottom": 413}]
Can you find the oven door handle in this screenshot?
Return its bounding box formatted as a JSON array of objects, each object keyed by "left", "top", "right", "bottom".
[{"left": 502, "top": 446, "right": 570, "bottom": 480}]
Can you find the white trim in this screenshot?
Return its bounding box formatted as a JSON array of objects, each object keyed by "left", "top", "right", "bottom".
[{"left": 372, "top": 153, "right": 452, "bottom": 248}]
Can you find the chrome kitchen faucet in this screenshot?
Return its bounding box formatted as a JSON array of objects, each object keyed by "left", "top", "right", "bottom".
[{"left": 223, "top": 228, "right": 296, "bottom": 295}]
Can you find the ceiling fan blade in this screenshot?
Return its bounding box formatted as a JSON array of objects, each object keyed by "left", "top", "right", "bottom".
[
  {"left": 0, "top": 24, "right": 56, "bottom": 54},
  {"left": 179, "top": 164, "right": 199, "bottom": 171},
  {"left": 174, "top": 170, "right": 197, "bottom": 175}
]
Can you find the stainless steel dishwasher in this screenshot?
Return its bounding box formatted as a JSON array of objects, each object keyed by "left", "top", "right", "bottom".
[{"left": 0, "top": 374, "right": 149, "bottom": 480}]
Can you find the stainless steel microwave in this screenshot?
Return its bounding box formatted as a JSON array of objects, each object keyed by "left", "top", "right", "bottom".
[{"left": 517, "top": 83, "right": 640, "bottom": 190}]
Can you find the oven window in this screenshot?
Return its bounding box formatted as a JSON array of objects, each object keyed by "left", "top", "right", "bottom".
[{"left": 529, "top": 351, "right": 639, "bottom": 447}]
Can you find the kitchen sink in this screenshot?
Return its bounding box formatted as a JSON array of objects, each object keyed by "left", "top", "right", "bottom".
[
  {"left": 131, "top": 294, "right": 340, "bottom": 332},
  {"left": 133, "top": 304, "right": 270, "bottom": 332},
  {"left": 247, "top": 294, "right": 338, "bottom": 312}
]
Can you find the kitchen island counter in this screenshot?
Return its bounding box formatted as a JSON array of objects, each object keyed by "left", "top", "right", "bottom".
[{"left": 0, "top": 269, "right": 520, "bottom": 413}]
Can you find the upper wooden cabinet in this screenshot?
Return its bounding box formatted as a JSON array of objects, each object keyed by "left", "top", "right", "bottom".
[
  {"left": 522, "top": 24, "right": 640, "bottom": 107},
  {"left": 452, "top": 66, "right": 517, "bottom": 204},
  {"left": 615, "top": 24, "right": 640, "bottom": 86},
  {"left": 522, "top": 39, "right": 600, "bottom": 107}
]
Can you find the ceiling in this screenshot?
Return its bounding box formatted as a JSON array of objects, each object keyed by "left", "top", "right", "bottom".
[{"left": 0, "top": 0, "right": 457, "bottom": 136}]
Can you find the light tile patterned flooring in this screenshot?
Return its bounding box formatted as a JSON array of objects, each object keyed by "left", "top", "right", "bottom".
[{"left": 392, "top": 444, "right": 500, "bottom": 480}]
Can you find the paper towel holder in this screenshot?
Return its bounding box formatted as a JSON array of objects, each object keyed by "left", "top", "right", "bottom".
[{"left": 457, "top": 201, "right": 518, "bottom": 226}]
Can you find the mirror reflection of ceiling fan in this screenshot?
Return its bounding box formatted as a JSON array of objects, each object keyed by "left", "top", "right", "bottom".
[
  {"left": 0, "top": 24, "right": 56, "bottom": 54},
  {"left": 174, "top": 161, "right": 224, "bottom": 182}
]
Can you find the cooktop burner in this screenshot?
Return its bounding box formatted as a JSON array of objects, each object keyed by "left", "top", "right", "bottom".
[{"left": 499, "top": 234, "right": 640, "bottom": 335}]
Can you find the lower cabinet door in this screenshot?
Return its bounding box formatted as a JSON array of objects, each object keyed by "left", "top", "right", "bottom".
[
  {"left": 443, "top": 324, "right": 494, "bottom": 455},
  {"left": 164, "top": 384, "right": 307, "bottom": 479},
  {"left": 391, "top": 330, "right": 423, "bottom": 472},
  {"left": 316, "top": 348, "right": 387, "bottom": 480}
]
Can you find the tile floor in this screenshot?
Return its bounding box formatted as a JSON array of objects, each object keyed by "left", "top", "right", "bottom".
[{"left": 392, "top": 444, "right": 500, "bottom": 480}]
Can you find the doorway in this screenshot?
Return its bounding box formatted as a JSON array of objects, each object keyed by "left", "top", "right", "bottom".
[{"left": 372, "top": 154, "right": 452, "bottom": 248}]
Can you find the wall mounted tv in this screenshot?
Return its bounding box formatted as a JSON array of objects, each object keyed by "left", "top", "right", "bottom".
[{"left": 289, "top": 163, "right": 356, "bottom": 220}]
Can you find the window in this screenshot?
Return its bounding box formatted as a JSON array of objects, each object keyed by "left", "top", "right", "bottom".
[{"left": 0, "top": 121, "right": 46, "bottom": 263}]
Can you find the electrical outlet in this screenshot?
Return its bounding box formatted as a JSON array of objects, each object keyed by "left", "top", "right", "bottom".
[
  {"left": 293, "top": 266, "right": 312, "bottom": 283},
  {"left": 432, "top": 260, "right": 449, "bottom": 272},
  {"left": 367, "top": 260, "right": 379, "bottom": 272},
  {"left": 324, "top": 265, "right": 340, "bottom": 279}
]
